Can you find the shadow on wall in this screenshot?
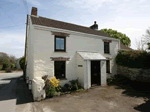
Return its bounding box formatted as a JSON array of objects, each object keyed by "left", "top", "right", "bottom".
[
  {"left": 109, "top": 75, "right": 150, "bottom": 112},
  {"left": 0, "top": 76, "right": 33, "bottom": 105}
]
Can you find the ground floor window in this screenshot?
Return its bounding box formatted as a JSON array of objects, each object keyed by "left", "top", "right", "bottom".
[
  {"left": 106, "top": 60, "right": 110, "bottom": 73},
  {"left": 54, "top": 61, "right": 66, "bottom": 79}
]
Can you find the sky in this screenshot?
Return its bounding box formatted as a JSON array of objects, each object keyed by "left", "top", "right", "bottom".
[{"left": 0, "top": 0, "right": 150, "bottom": 58}]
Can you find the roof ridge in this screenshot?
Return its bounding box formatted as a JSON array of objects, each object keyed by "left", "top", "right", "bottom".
[
  {"left": 38, "top": 16, "right": 102, "bottom": 32},
  {"left": 31, "top": 16, "right": 112, "bottom": 38}
]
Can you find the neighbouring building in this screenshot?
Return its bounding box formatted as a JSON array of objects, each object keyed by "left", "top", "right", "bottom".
[{"left": 25, "top": 7, "right": 121, "bottom": 101}]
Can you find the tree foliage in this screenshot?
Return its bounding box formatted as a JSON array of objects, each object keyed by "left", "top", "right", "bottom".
[
  {"left": 100, "top": 28, "right": 131, "bottom": 46},
  {"left": 0, "top": 52, "right": 9, "bottom": 64},
  {"left": 141, "top": 27, "right": 150, "bottom": 50},
  {"left": 116, "top": 50, "right": 150, "bottom": 68},
  {"left": 19, "top": 56, "right": 25, "bottom": 70},
  {"left": 0, "top": 52, "right": 17, "bottom": 70}
]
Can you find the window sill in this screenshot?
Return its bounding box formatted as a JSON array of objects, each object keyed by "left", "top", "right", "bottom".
[
  {"left": 107, "top": 73, "right": 112, "bottom": 75},
  {"left": 57, "top": 78, "right": 67, "bottom": 80},
  {"left": 54, "top": 51, "right": 67, "bottom": 53},
  {"left": 104, "top": 53, "right": 111, "bottom": 55}
]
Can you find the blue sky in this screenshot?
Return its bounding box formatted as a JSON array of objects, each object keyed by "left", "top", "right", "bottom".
[{"left": 0, "top": 0, "right": 150, "bottom": 58}]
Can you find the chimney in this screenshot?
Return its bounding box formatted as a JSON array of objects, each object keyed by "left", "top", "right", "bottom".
[
  {"left": 90, "top": 21, "right": 98, "bottom": 30},
  {"left": 31, "top": 7, "right": 37, "bottom": 16}
]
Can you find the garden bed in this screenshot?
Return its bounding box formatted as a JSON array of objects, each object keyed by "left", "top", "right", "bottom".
[{"left": 42, "top": 75, "right": 84, "bottom": 98}]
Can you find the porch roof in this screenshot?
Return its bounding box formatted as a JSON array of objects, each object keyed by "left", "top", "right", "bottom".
[{"left": 77, "top": 51, "right": 106, "bottom": 60}]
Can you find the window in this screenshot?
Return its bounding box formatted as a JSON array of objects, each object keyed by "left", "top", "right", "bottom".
[
  {"left": 55, "top": 36, "right": 66, "bottom": 51},
  {"left": 54, "top": 61, "right": 66, "bottom": 79},
  {"left": 104, "top": 42, "right": 110, "bottom": 54},
  {"left": 106, "top": 60, "right": 110, "bottom": 73}
]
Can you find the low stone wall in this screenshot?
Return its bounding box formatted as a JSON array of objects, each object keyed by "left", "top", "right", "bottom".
[{"left": 117, "top": 65, "right": 150, "bottom": 82}]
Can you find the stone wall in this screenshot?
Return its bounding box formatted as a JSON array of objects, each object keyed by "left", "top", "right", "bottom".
[{"left": 117, "top": 65, "right": 150, "bottom": 82}]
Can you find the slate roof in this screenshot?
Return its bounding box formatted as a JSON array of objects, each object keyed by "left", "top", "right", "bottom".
[
  {"left": 30, "top": 16, "right": 110, "bottom": 37},
  {"left": 30, "top": 16, "right": 131, "bottom": 51}
]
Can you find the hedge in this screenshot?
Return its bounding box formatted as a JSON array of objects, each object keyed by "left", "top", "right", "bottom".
[{"left": 116, "top": 50, "right": 150, "bottom": 69}]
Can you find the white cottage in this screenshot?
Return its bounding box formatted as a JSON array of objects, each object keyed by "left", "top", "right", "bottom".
[{"left": 25, "top": 7, "right": 120, "bottom": 101}]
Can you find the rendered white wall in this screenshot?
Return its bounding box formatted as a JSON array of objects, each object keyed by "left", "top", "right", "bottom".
[
  {"left": 26, "top": 17, "right": 35, "bottom": 90},
  {"left": 31, "top": 26, "right": 119, "bottom": 86},
  {"left": 101, "top": 60, "right": 107, "bottom": 86},
  {"left": 76, "top": 53, "right": 86, "bottom": 88}
]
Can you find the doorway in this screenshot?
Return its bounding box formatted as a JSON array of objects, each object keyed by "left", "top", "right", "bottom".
[{"left": 91, "top": 61, "right": 101, "bottom": 86}]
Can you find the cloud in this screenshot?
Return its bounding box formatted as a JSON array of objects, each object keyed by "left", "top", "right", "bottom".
[
  {"left": 0, "top": 32, "right": 25, "bottom": 58},
  {"left": 139, "top": 0, "right": 146, "bottom": 3},
  {"left": 57, "top": 0, "right": 116, "bottom": 11},
  {"left": 27, "top": 0, "right": 41, "bottom": 6}
]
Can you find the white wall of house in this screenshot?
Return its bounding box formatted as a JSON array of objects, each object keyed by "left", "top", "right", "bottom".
[
  {"left": 76, "top": 53, "right": 86, "bottom": 87},
  {"left": 26, "top": 17, "right": 35, "bottom": 90},
  {"left": 29, "top": 25, "right": 119, "bottom": 87}
]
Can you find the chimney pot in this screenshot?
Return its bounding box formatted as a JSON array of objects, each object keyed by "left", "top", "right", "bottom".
[
  {"left": 90, "top": 21, "right": 98, "bottom": 30},
  {"left": 31, "top": 7, "right": 37, "bottom": 16}
]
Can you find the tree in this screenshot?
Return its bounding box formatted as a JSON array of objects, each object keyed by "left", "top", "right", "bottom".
[
  {"left": 19, "top": 56, "right": 25, "bottom": 80},
  {"left": 0, "top": 52, "right": 9, "bottom": 64},
  {"left": 0, "top": 52, "right": 10, "bottom": 70},
  {"left": 134, "top": 37, "right": 145, "bottom": 50},
  {"left": 0, "top": 53, "right": 17, "bottom": 70},
  {"left": 19, "top": 56, "right": 25, "bottom": 70},
  {"left": 100, "top": 29, "right": 131, "bottom": 46},
  {"left": 141, "top": 27, "right": 150, "bottom": 50},
  {"left": 9, "top": 55, "right": 17, "bottom": 63}
]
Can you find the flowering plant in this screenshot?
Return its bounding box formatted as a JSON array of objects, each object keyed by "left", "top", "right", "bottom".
[{"left": 50, "top": 76, "right": 59, "bottom": 87}]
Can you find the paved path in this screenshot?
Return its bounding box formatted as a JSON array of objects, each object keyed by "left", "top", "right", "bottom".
[{"left": 0, "top": 71, "right": 33, "bottom": 112}]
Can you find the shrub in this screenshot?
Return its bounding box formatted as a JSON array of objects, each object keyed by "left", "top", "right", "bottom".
[
  {"left": 45, "top": 86, "right": 56, "bottom": 97},
  {"left": 19, "top": 57, "right": 25, "bottom": 70},
  {"left": 2, "top": 59, "right": 10, "bottom": 70},
  {"left": 42, "top": 75, "right": 59, "bottom": 97},
  {"left": 69, "top": 79, "right": 82, "bottom": 91},
  {"left": 55, "top": 86, "right": 62, "bottom": 92},
  {"left": 62, "top": 83, "right": 71, "bottom": 92},
  {"left": 50, "top": 76, "right": 59, "bottom": 87},
  {"left": 2, "top": 62, "right": 10, "bottom": 70},
  {"left": 62, "top": 79, "right": 82, "bottom": 92},
  {"left": 116, "top": 50, "right": 150, "bottom": 69},
  {"left": 5, "top": 68, "right": 12, "bottom": 73}
]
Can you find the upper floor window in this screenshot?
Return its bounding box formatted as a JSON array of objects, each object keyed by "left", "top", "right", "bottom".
[
  {"left": 104, "top": 42, "right": 110, "bottom": 54},
  {"left": 55, "top": 36, "right": 66, "bottom": 52}
]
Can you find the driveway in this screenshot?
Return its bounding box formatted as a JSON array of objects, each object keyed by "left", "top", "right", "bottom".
[
  {"left": 0, "top": 72, "right": 149, "bottom": 112},
  {"left": 17, "top": 86, "right": 149, "bottom": 112},
  {"left": 0, "top": 71, "right": 33, "bottom": 112}
]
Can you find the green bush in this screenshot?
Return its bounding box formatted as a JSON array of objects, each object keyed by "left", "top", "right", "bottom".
[
  {"left": 2, "top": 62, "right": 10, "bottom": 70},
  {"left": 11, "top": 63, "right": 15, "bottom": 68},
  {"left": 19, "top": 57, "right": 25, "bottom": 70},
  {"left": 116, "top": 50, "right": 150, "bottom": 68},
  {"left": 55, "top": 86, "right": 62, "bottom": 92},
  {"left": 42, "top": 75, "right": 59, "bottom": 97},
  {"left": 62, "top": 79, "right": 82, "bottom": 92},
  {"left": 69, "top": 79, "right": 82, "bottom": 91},
  {"left": 5, "top": 68, "right": 12, "bottom": 73},
  {"left": 62, "top": 83, "right": 71, "bottom": 92},
  {"left": 45, "top": 86, "right": 56, "bottom": 97}
]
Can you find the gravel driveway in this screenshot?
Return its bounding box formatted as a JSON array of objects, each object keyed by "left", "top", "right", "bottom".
[
  {"left": 16, "top": 86, "right": 149, "bottom": 112},
  {"left": 0, "top": 71, "right": 149, "bottom": 112}
]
